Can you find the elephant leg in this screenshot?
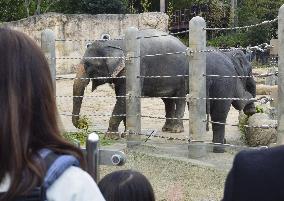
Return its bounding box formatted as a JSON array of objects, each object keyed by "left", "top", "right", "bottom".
[
  {"left": 210, "top": 100, "right": 231, "bottom": 153},
  {"left": 232, "top": 86, "right": 256, "bottom": 116},
  {"left": 106, "top": 97, "right": 125, "bottom": 139},
  {"left": 171, "top": 99, "right": 185, "bottom": 133},
  {"left": 162, "top": 98, "right": 176, "bottom": 132}
]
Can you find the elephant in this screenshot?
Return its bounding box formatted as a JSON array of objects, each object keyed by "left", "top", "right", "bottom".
[
  {"left": 205, "top": 49, "right": 256, "bottom": 152},
  {"left": 72, "top": 29, "right": 256, "bottom": 150},
  {"left": 73, "top": 29, "right": 189, "bottom": 135}
]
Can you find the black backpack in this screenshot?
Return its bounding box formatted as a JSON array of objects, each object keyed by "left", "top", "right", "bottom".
[{"left": 0, "top": 149, "right": 80, "bottom": 201}]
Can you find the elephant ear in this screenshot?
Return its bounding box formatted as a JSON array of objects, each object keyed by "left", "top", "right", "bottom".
[
  {"left": 105, "top": 45, "right": 126, "bottom": 77},
  {"left": 111, "top": 58, "right": 125, "bottom": 77},
  {"left": 231, "top": 52, "right": 247, "bottom": 76}
]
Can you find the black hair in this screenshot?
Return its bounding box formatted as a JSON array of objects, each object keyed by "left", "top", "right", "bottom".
[{"left": 98, "top": 169, "right": 155, "bottom": 201}]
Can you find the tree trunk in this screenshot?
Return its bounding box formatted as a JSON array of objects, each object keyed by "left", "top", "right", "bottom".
[
  {"left": 35, "top": 0, "right": 41, "bottom": 15},
  {"left": 24, "top": 0, "right": 30, "bottom": 17}
]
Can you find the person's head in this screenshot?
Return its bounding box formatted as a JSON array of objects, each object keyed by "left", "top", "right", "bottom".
[
  {"left": 98, "top": 169, "right": 155, "bottom": 201},
  {"left": 0, "top": 28, "right": 84, "bottom": 200}
]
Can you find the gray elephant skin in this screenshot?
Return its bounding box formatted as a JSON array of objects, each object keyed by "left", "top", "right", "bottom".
[{"left": 72, "top": 29, "right": 256, "bottom": 149}]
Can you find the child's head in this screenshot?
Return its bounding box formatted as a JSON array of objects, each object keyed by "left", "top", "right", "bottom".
[{"left": 98, "top": 169, "right": 155, "bottom": 201}]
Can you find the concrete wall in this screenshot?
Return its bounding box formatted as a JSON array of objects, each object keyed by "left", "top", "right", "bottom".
[{"left": 4, "top": 12, "right": 168, "bottom": 74}]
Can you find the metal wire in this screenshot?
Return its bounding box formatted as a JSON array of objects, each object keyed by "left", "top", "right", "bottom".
[
  {"left": 143, "top": 51, "right": 186, "bottom": 57},
  {"left": 137, "top": 75, "right": 188, "bottom": 78},
  {"left": 60, "top": 113, "right": 127, "bottom": 117},
  {"left": 133, "top": 18, "right": 278, "bottom": 39},
  {"left": 56, "top": 76, "right": 125, "bottom": 80},
  {"left": 138, "top": 115, "right": 276, "bottom": 129},
  {"left": 52, "top": 56, "right": 125, "bottom": 60},
  {"left": 122, "top": 130, "right": 269, "bottom": 149},
  {"left": 57, "top": 95, "right": 126, "bottom": 99},
  {"left": 56, "top": 71, "right": 277, "bottom": 80},
  {"left": 205, "top": 120, "right": 277, "bottom": 129},
  {"left": 55, "top": 38, "right": 124, "bottom": 42},
  {"left": 56, "top": 94, "right": 273, "bottom": 103},
  {"left": 204, "top": 72, "right": 278, "bottom": 78},
  {"left": 205, "top": 17, "right": 278, "bottom": 31}
]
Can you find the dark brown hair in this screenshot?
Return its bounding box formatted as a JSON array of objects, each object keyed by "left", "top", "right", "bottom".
[
  {"left": 0, "top": 28, "right": 85, "bottom": 200},
  {"left": 98, "top": 169, "right": 155, "bottom": 201}
]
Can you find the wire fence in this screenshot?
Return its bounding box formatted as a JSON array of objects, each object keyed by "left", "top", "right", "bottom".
[{"left": 48, "top": 13, "right": 281, "bottom": 151}]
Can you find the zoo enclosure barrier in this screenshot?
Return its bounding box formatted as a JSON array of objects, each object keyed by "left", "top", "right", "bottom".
[{"left": 41, "top": 6, "right": 283, "bottom": 155}]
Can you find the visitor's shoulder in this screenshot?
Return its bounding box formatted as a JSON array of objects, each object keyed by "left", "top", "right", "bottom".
[
  {"left": 234, "top": 145, "right": 284, "bottom": 169},
  {"left": 47, "top": 166, "right": 105, "bottom": 201}
]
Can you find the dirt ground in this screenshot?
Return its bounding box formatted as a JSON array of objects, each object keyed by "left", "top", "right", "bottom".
[
  {"left": 56, "top": 72, "right": 272, "bottom": 201},
  {"left": 56, "top": 74, "right": 242, "bottom": 145}
]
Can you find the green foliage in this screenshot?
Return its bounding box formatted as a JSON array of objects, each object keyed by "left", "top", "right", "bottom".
[
  {"left": 207, "top": 32, "right": 248, "bottom": 47},
  {"left": 0, "top": 0, "right": 129, "bottom": 22},
  {"left": 82, "top": 0, "right": 128, "bottom": 14},
  {"left": 167, "top": 0, "right": 174, "bottom": 25},
  {"left": 255, "top": 105, "right": 264, "bottom": 114},
  {"left": 62, "top": 116, "right": 114, "bottom": 146},
  {"left": 239, "top": 114, "right": 249, "bottom": 143},
  {"left": 237, "top": 0, "right": 283, "bottom": 44},
  {"left": 0, "top": 0, "right": 27, "bottom": 22},
  {"left": 141, "top": 0, "right": 151, "bottom": 12}
]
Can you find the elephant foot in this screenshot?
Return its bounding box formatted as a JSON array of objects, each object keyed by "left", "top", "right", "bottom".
[
  {"left": 162, "top": 124, "right": 174, "bottom": 132},
  {"left": 212, "top": 138, "right": 226, "bottom": 153},
  {"left": 104, "top": 131, "right": 120, "bottom": 140},
  {"left": 162, "top": 120, "right": 176, "bottom": 132},
  {"left": 162, "top": 121, "right": 184, "bottom": 133},
  {"left": 243, "top": 103, "right": 256, "bottom": 116},
  {"left": 170, "top": 123, "right": 184, "bottom": 133}
]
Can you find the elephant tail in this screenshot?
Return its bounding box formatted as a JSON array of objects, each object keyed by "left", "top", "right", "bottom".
[
  {"left": 206, "top": 114, "right": 210, "bottom": 131},
  {"left": 206, "top": 89, "right": 210, "bottom": 132}
]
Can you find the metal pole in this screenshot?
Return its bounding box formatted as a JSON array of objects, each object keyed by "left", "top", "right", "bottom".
[
  {"left": 188, "top": 17, "right": 207, "bottom": 158},
  {"left": 41, "top": 29, "right": 56, "bottom": 89},
  {"left": 86, "top": 132, "right": 100, "bottom": 182},
  {"left": 277, "top": 5, "right": 284, "bottom": 144},
  {"left": 160, "top": 0, "right": 165, "bottom": 13},
  {"left": 125, "top": 27, "right": 141, "bottom": 147}
]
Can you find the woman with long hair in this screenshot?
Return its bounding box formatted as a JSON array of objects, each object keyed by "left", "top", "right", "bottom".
[{"left": 0, "top": 28, "right": 105, "bottom": 201}]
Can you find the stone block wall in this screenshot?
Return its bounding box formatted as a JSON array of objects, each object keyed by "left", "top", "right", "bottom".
[{"left": 4, "top": 12, "right": 168, "bottom": 74}]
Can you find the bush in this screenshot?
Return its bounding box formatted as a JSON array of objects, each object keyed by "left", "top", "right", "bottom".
[{"left": 207, "top": 32, "right": 248, "bottom": 48}]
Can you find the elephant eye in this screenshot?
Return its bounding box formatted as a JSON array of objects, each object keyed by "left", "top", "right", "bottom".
[
  {"left": 84, "top": 60, "right": 92, "bottom": 69},
  {"left": 86, "top": 43, "right": 92, "bottom": 48}
]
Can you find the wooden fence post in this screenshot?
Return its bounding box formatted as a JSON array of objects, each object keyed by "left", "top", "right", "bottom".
[
  {"left": 188, "top": 16, "right": 207, "bottom": 157},
  {"left": 125, "top": 27, "right": 141, "bottom": 147},
  {"left": 277, "top": 5, "right": 284, "bottom": 144}
]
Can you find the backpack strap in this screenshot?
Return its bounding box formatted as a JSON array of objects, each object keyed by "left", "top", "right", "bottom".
[
  {"left": 38, "top": 148, "right": 80, "bottom": 200},
  {"left": 5, "top": 149, "right": 80, "bottom": 201}
]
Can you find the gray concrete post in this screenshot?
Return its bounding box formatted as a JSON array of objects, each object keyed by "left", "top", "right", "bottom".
[
  {"left": 160, "top": 0, "right": 165, "bottom": 13},
  {"left": 277, "top": 5, "right": 284, "bottom": 144},
  {"left": 125, "top": 27, "right": 141, "bottom": 147},
  {"left": 41, "top": 29, "right": 56, "bottom": 88},
  {"left": 86, "top": 132, "right": 100, "bottom": 182},
  {"left": 187, "top": 17, "right": 207, "bottom": 157}
]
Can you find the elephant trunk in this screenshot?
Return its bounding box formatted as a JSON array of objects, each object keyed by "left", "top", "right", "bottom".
[{"left": 72, "top": 63, "right": 90, "bottom": 127}]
